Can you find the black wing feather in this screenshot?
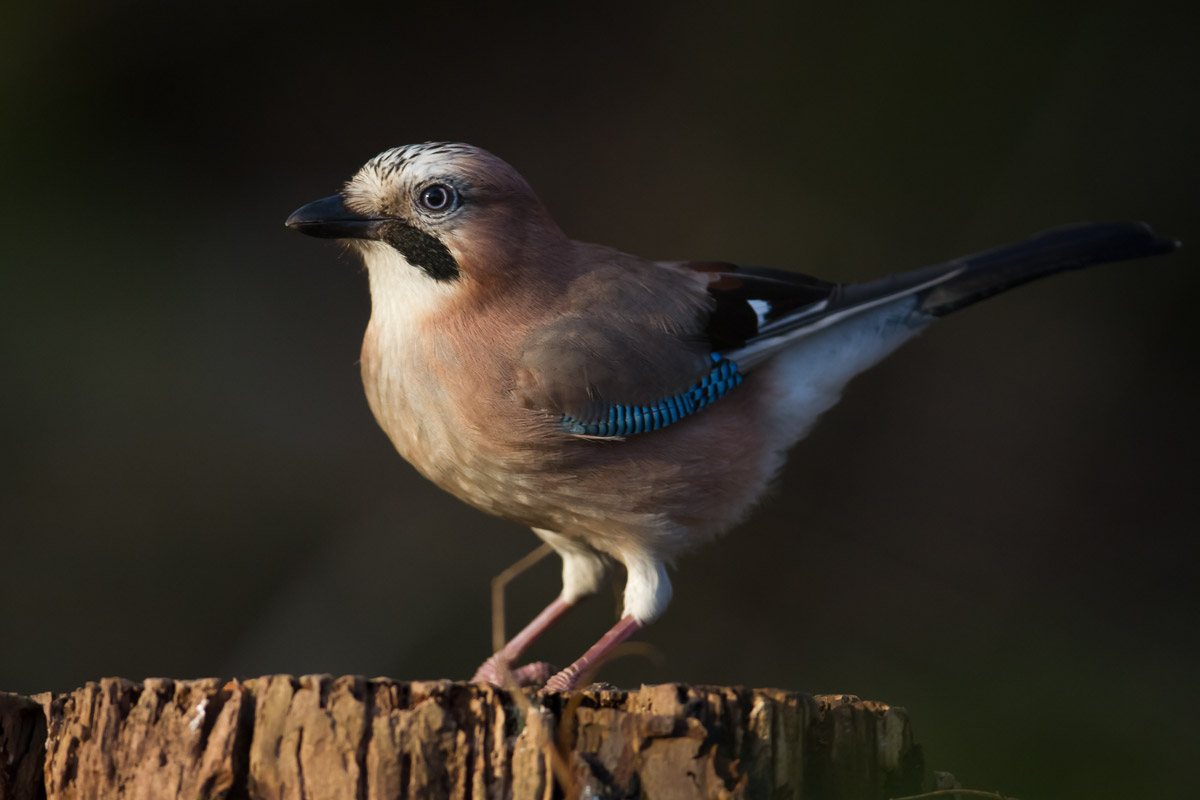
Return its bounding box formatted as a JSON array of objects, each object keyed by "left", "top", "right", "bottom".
[
  {"left": 684, "top": 222, "right": 1178, "bottom": 367},
  {"left": 680, "top": 261, "right": 837, "bottom": 350}
]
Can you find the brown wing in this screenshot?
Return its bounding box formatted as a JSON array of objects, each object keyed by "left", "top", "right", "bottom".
[{"left": 513, "top": 258, "right": 713, "bottom": 422}]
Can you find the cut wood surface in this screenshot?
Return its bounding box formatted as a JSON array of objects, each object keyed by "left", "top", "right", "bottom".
[{"left": 0, "top": 676, "right": 925, "bottom": 799}]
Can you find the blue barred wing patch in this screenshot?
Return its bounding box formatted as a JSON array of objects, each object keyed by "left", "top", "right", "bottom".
[{"left": 560, "top": 354, "right": 743, "bottom": 437}]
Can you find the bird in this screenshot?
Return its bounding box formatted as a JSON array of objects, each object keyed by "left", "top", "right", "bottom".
[{"left": 285, "top": 141, "right": 1177, "bottom": 691}]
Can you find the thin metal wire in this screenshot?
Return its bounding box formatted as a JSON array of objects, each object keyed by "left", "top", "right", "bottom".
[{"left": 491, "top": 542, "right": 555, "bottom": 653}]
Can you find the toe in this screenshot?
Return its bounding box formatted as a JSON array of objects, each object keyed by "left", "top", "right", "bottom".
[
  {"left": 543, "top": 666, "right": 580, "bottom": 692},
  {"left": 510, "top": 662, "right": 557, "bottom": 686},
  {"left": 471, "top": 656, "right": 506, "bottom": 686}
]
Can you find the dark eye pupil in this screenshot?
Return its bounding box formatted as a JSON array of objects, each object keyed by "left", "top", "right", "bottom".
[{"left": 421, "top": 185, "right": 450, "bottom": 210}]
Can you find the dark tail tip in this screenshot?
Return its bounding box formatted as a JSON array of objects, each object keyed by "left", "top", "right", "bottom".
[
  {"left": 1135, "top": 221, "right": 1181, "bottom": 254},
  {"left": 1095, "top": 221, "right": 1180, "bottom": 259},
  {"left": 919, "top": 222, "right": 1179, "bottom": 317},
  {"left": 1024, "top": 221, "right": 1178, "bottom": 263}
]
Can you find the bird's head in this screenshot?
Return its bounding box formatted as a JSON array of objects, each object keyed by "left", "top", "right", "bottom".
[{"left": 286, "top": 142, "right": 566, "bottom": 286}]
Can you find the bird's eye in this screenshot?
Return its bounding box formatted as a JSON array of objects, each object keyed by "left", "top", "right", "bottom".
[{"left": 418, "top": 184, "right": 456, "bottom": 213}]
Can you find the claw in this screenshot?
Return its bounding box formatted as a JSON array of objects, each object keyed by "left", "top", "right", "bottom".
[
  {"left": 472, "top": 656, "right": 559, "bottom": 688},
  {"left": 511, "top": 662, "right": 558, "bottom": 686}
]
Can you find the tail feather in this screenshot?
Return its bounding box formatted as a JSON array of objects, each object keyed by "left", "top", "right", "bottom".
[
  {"left": 746, "top": 222, "right": 1177, "bottom": 449},
  {"left": 730, "top": 222, "right": 1178, "bottom": 370},
  {"left": 915, "top": 222, "right": 1179, "bottom": 317}
]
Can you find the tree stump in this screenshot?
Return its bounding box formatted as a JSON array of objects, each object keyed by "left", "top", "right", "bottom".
[{"left": 0, "top": 676, "right": 925, "bottom": 799}]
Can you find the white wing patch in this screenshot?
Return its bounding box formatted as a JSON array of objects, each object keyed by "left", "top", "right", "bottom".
[{"left": 748, "top": 299, "right": 771, "bottom": 326}]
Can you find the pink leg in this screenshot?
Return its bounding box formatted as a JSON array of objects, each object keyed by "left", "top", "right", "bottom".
[
  {"left": 472, "top": 596, "right": 574, "bottom": 686},
  {"left": 544, "top": 616, "right": 644, "bottom": 692}
]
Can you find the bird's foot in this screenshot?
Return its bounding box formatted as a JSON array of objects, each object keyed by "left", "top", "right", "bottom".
[
  {"left": 541, "top": 615, "right": 644, "bottom": 692},
  {"left": 472, "top": 656, "right": 558, "bottom": 687},
  {"left": 543, "top": 664, "right": 583, "bottom": 692}
]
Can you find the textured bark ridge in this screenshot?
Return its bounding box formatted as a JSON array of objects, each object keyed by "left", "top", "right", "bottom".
[
  {"left": 2, "top": 676, "right": 924, "bottom": 799},
  {"left": 0, "top": 693, "right": 46, "bottom": 800}
]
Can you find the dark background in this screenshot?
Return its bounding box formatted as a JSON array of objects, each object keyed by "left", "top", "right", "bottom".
[{"left": 3, "top": 2, "right": 1197, "bottom": 797}]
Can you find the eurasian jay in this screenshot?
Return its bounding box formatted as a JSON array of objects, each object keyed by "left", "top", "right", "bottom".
[{"left": 286, "top": 142, "right": 1177, "bottom": 691}]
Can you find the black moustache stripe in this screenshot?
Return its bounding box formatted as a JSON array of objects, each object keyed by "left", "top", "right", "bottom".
[{"left": 379, "top": 221, "right": 461, "bottom": 281}]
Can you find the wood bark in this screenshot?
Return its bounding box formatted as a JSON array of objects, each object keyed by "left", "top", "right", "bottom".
[
  {"left": 0, "top": 676, "right": 924, "bottom": 800},
  {"left": 0, "top": 692, "right": 46, "bottom": 800}
]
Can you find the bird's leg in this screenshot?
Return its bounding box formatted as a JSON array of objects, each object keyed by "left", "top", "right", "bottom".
[
  {"left": 472, "top": 529, "right": 610, "bottom": 687},
  {"left": 471, "top": 595, "right": 574, "bottom": 686},
  {"left": 543, "top": 615, "right": 643, "bottom": 691},
  {"left": 543, "top": 550, "right": 666, "bottom": 691}
]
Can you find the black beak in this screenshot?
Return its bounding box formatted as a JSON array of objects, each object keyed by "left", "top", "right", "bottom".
[{"left": 285, "top": 194, "right": 384, "bottom": 240}]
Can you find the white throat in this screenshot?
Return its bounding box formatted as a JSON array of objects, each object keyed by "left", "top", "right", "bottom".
[{"left": 359, "top": 242, "right": 457, "bottom": 328}]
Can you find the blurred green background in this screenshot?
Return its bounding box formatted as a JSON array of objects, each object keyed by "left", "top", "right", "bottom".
[{"left": 3, "top": 2, "right": 1197, "bottom": 797}]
